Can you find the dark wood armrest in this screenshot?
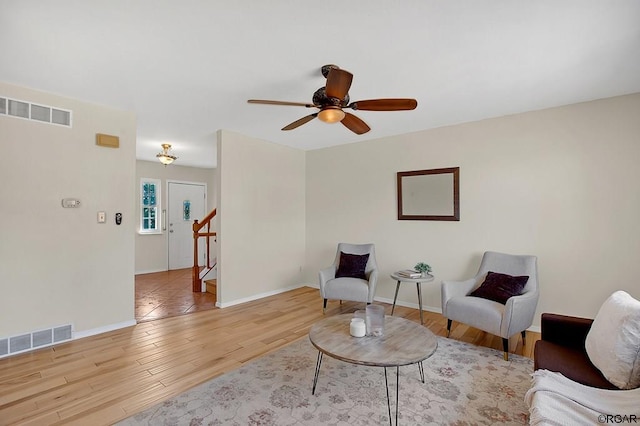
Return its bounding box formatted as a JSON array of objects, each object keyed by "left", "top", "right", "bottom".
[{"left": 540, "top": 313, "right": 594, "bottom": 351}]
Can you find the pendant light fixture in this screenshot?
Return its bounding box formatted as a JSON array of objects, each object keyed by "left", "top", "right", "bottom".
[{"left": 156, "top": 143, "right": 177, "bottom": 165}]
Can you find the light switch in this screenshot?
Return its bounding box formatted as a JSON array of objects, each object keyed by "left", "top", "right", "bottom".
[{"left": 97, "top": 211, "right": 106, "bottom": 223}]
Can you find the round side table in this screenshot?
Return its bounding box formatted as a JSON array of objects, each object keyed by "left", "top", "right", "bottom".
[{"left": 390, "top": 272, "right": 435, "bottom": 325}]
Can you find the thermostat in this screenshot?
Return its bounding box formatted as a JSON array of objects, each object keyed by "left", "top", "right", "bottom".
[{"left": 61, "top": 198, "right": 81, "bottom": 208}]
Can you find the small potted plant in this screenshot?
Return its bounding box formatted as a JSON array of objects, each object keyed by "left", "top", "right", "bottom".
[{"left": 414, "top": 262, "right": 432, "bottom": 277}]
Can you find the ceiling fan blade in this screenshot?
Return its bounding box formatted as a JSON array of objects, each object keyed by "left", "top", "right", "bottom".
[
  {"left": 325, "top": 68, "right": 353, "bottom": 100},
  {"left": 248, "top": 99, "right": 316, "bottom": 108},
  {"left": 348, "top": 98, "right": 418, "bottom": 111},
  {"left": 341, "top": 112, "right": 371, "bottom": 135},
  {"left": 282, "top": 113, "right": 318, "bottom": 131}
]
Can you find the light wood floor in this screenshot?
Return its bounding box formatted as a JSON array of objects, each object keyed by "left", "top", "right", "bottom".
[{"left": 0, "top": 286, "right": 540, "bottom": 426}]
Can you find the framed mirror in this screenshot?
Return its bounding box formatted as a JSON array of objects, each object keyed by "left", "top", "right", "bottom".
[{"left": 397, "top": 167, "right": 460, "bottom": 221}]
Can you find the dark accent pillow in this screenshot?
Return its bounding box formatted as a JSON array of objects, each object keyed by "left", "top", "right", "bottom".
[
  {"left": 469, "top": 271, "right": 529, "bottom": 304},
  {"left": 335, "top": 251, "right": 369, "bottom": 280}
]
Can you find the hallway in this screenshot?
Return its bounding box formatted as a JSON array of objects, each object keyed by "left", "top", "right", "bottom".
[{"left": 135, "top": 268, "right": 217, "bottom": 322}]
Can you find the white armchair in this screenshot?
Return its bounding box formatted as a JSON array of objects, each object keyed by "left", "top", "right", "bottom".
[
  {"left": 441, "top": 251, "right": 539, "bottom": 360},
  {"left": 319, "top": 243, "right": 378, "bottom": 313}
]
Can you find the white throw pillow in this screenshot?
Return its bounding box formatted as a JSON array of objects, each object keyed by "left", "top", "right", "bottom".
[{"left": 585, "top": 290, "right": 640, "bottom": 389}]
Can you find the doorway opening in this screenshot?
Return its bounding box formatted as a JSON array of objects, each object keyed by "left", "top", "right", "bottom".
[{"left": 135, "top": 268, "right": 216, "bottom": 322}]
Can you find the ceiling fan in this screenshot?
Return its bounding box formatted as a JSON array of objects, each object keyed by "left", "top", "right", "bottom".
[{"left": 247, "top": 64, "right": 417, "bottom": 135}]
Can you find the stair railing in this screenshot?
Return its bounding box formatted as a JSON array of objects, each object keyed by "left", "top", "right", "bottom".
[{"left": 192, "top": 208, "right": 217, "bottom": 292}]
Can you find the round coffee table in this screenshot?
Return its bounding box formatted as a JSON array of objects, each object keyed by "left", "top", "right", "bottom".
[{"left": 309, "top": 314, "right": 438, "bottom": 425}]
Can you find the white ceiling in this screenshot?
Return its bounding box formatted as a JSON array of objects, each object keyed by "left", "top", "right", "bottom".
[{"left": 2, "top": 1, "right": 639, "bottom": 169}]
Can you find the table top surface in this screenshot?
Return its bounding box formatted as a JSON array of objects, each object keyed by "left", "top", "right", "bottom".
[
  {"left": 390, "top": 272, "right": 435, "bottom": 283},
  {"left": 309, "top": 314, "right": 438, "bottom": 367}
]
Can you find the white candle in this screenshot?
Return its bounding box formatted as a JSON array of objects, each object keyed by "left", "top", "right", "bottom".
[{"left": 350, "top": 318, "right": 366, "bottom": 337}]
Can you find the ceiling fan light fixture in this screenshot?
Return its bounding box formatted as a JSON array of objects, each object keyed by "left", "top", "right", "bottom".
[
  {"left": 317, "top": 107, "right": 345, "bottom": 124},
  {"left": 156, "top": 143, "right": 177, "bottom": 165},
  {"left": 247, "top": 65, "right": 417, "bottom": 134}
]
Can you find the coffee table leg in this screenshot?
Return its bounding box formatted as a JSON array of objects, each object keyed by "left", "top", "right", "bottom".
[
  {"left": 395, "top": 366, "right": 399, "bottom": 425},
  {"left": 383, "top": 367, "right": 400, "bottom": 426},
  {"left": 384, "top": 368, "right": 392, "bottom": 425},
  {"left": 312, "top": 351, "right": 323, "bottom": 395},
  {"left": 416, "top": 282, "right": 424, "bottom": 325},
  {"left": 391, "top": 281, "right": 401, "bottom": 315}
]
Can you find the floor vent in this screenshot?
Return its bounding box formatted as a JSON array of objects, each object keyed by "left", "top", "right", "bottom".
[
  {"left": 0, "top": 95, "right": 72, "bottom": 127},
  {"left": 0, "top": 324, "right": 73, "bottom": 359}
]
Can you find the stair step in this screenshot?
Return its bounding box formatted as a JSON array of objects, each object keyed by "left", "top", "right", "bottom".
[{"left": 205, "top": 279, "right": 217, "bottom": 296}]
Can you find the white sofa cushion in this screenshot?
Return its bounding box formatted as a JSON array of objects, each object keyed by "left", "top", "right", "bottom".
[{"left": 585, "top": 290, "right": 640, "bottom": 389}]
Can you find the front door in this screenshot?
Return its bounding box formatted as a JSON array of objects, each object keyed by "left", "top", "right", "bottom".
[{"left": 168, "top": 181, "right": 206, "bottom": 270}]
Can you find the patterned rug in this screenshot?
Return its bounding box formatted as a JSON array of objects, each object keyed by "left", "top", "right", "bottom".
[{"left": 119, "top": 337, "right": 533, "bottom": 425}]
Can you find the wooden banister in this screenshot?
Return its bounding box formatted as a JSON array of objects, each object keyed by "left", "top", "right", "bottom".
[
  {"left": 194, "top": 208, "right": 216, "bottom": 232},
  {"left": 192, "top": 208, "right": 217, "bottom": 292}
]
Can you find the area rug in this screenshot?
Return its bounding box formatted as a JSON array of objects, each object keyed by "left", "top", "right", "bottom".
[{"left": 119, "top": 337, "right": 533, "bottom": 425}]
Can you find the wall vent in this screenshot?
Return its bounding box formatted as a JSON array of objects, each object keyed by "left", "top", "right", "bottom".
[
  {"left": 0, "top": 95, "right": 72, "bottom": 127},
  {"left": 9, "top": 334, "right": 31, "bottom": 353},
  {"left": 0, "top": 324, "right": 73, "bottom": 359},
  {"left": 33, "top": 329, "right": 53, "bottom": 348},
  {"left": 53, "top": 325, "right": 72, "bottom": 342}
]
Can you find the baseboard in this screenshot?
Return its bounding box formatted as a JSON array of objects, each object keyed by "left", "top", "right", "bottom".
[
  {"left": 374, "top": 295, "right": 442, "bottom": 314},
  {"left": 374, "top": 296, "right": 541, "bottom": 332},
  {"left": 217, "top": 284, "right": 306, "bottom": 308},
  {"left": 221, "top": 284, "right": 543, "bottom": 333},
  {"left": 306, "top": 284, "right": 443, "bottom": 313},
  {"left": 73, "top": 319, "right": 137, "bottom": 340},
  {"left": 135, "top": 268, "right": 167, "bottom": 275}
]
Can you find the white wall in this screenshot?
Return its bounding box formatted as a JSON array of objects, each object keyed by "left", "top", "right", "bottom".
[
  {"left": 217, "top": 130, "right": 306, "bottom": 306},
  {"left": 135, "top": 160, "right": 216, "bottom": 274},
  {"left": 305, "top": 93, "right": 640, "bottom": 325},
  {"left": 3, "top": 82, "right": 635, "bottom": 343},
  {"left": 0, "top": 82, "right": 136, "bottom": 338}
]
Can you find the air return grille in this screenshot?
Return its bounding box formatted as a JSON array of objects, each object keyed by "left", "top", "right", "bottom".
[
  {"left": 0, "top": 95, "right": 72, "bottom": 127},
  {"left": 0, "top": 324, "right": 73, "bottom": 359}
]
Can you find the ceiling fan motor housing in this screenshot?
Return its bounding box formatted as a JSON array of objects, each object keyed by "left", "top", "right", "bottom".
[
  {"left": 321, "top": 64, "right": 339, "bottom": 78},
  {"left": 313, "top": 87, "right": 349, "bottom": 107}
]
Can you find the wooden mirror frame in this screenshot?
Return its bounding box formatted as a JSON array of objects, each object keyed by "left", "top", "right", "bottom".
[{"left": 397, "top": 167, "right": 460, "bottom": 221}]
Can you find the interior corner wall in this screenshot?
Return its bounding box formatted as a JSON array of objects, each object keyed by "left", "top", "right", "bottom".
[
  {"left": 0, "top": 82, "right": 136, "bottom": 338},
  {"left": 217, "top": 130, "right": 305, "bottom": 305},
  {"left": 305, "top": 93, "right": 640, "bottom": 325},
  {"left": 134, "top": 160, "right": 217, "bottom": 274}
]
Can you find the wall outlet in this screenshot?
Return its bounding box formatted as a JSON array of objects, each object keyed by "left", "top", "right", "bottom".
[{"left": 97, "top": 211, "right": 106, "bottom": 223}]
